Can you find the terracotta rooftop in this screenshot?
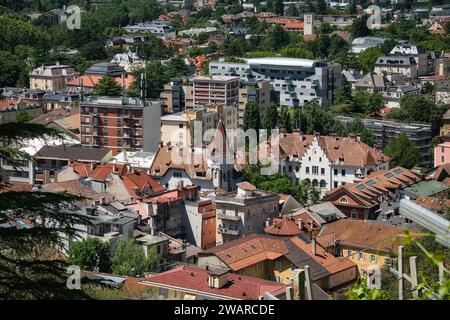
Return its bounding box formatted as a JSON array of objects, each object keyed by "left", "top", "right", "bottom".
[
  {"left": 29, "top": 108, "right": 79, "bottom": 126},
  {"left": 42, "top": 180, "right": 114, "bottom": 204},
  {"left": 67, "top": 75, "right": 135, "bottom": 89},
  {"left": 0, "top": 98, "right": 21, "bottom": 110},
  {"left": 201, "top": 233, "right": 356, "bottom": 279},
  {"left": 317, "top": 219, "right": 407, "bottom": 254},
  {"left": 415, "top": 196, "right": 450, "bottom": 212},
  {"left": 142, "top": 265, "right": 288, "bottom": 300},
  {"left": 201, "top": 234, "right": 289, "bottom": 271},
  {"left": 326, "top": 166, "right": 422, "bottom": 207},
  {"left": 264, "top": 133, "right": 390, "bottom": 168}
]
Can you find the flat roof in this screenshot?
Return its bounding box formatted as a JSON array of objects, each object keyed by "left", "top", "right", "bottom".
[{"left": 246, "top": 57, "right": 319, "bottom": 68}]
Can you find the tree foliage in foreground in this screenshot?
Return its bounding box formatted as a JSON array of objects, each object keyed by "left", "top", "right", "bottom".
[
  {"left": 0, "top": 123, "right": 92, "bottom": 299},
  {"left": 384, "top": 133, "right": 421, "bottom": 169}
]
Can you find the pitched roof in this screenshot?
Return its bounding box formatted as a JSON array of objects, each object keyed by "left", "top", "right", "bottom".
[
  {"left": 264, "top": 216, "right": 307, "bottom": 236},
  {"left": 317, "top": 219, "right": 407, "bottom": 253},
  {"left": 201, "top": 234, "right": 289, "bottom": 271},
  {"left": 121, "top": 170, "right": 166, "bottom": 200},
  {"left": 35, "top": 145, "right": 110, "bottom": 162},
  {"left": 142, "top": 265, "right": 288, "bottom": 300},
  {"left": 90, "top": 163, "right": 127, "bottom": 180},
  {"left": 42, "top": 180, "right": 114, "bottom": 204},
  {"left": 29, "top": 108, "right": 79, "bottom": 126},
  {"left": 149, "top": 145, "right": 212, "bottom": 181},
  {"left": 354, "top": 72, "right": 388, "bottom": 89},
  {"left": 415, "top": 196, "right": 450, "bottom": 212},
  {"left": 236, "top": 181, "right": 256, "bottom": 191},
  {"left": 201, "top": 233, "right": 356, "bottom": 280},
  {"left": 67, "top": 74, "right": 134, "bottom": 89},
  {"left": 326, "top": 167, "right": 423, "bottom": 206},
  {"left": 273, "top": 133, "right": 389, "bottom": 167}
]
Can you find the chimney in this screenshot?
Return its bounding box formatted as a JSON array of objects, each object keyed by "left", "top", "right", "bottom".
[
  {"left": 265, "top": 218, "right": 271, "bottom": 227},
  {"left": 298, "top": 218, "right": 303, "bottom": 231},
  {"left": 311, "top": 237, "right": 316, "bottom": 256}
]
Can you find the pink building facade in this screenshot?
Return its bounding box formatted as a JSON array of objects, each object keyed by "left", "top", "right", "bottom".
[{"left": 434, "top": 140, "right": 450, "bottom": 167}]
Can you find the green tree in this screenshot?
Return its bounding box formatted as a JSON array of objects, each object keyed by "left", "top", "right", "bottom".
[
  {"left": 68, "top": 237, "right": 111, "bottom": 273},
  {"left": 0, "top": 122, "right": 91, "bottom": 299},
  {"left": 164, "top": 55, "right": 190, "bottom": 79},
  {"left": 262, "top": 103, "right": 279, "bottom": 131},
  {"left": 273, "top": 0, "right": 284, "bottom": 15},
  {"left": 243, "top": 102, "right": 261, "bottom": 132},
  {"left": 267, "top": 24, "right": 289, "bottom": 50},
  {"left": 17, "top": 111, "right": 32, "bottom": 123},
  {"left": 79, "top": 41, "right": 107, "bottom": 61},
  {"left": 286, "top": 3, "right": 298, "bottom": 16},
  {"left": 112, "top": 239, "right": 158, "bottom": 277},
  {"left": 351, "top": 15, "right": 370, "bottom": 38},
  {"left": 129, "top": 60, "right": 168, "bottom": 99},
  {"left": 384, "top": 133, "right": 421, "bottom": 169},
  {"left": 93, "top": 76, "right": 122, "bottom": 96},
  {"left": 278, "top": 106, "right": 292, "bottom": 133},
  {"left": 347, "top": 276, "right": 388, "bottom": 300}
]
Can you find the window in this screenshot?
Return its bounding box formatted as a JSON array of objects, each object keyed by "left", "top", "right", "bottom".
[
  {"left": 306, "top": 167, "right": 310, "bottom": 174},
  {"left": 347, "top": 250, "right": 352, "bottom": 257},
  {"left": 341, "top": 169, "right": 346, "bottom": 176},
  {"left": 295, "top": 166, "right": 299, "bottom": 172},
  {"left": 334, "top": 169, "right": 338, "bottom": 175},
  {"left": 339, "top": 197, "right": 348, "bottom": 203},
  {"left": 275, "top": 261, "right": 282, "bottom": 271},
  {"left": 358, "top": 252, "right": 364, "bottom": 260},
  {"left": 442, "top": 156, "right": 445, "bottom": 163},
  {"left": 351, "top": 210, "right": 358, "bottom": 219},
  {"left": 334, "top": 181, "right": 338, "bottom": 188},
  {"left": 321, "top": 168, "right": 325, "bottom": 175},
  {"left": 275, "top": 276, "right": 281, "bottom": 283},
  {"left": 312, "top": 166, "right": 318, "bottom": 175},
  {"left": 370, "top": 255, "right": 376, "bottom": 263},
  {"left": 320, "top": 180, "right": 326, "bottom": 188},
  {"left": 288, "top": 165, "right": 292, "bottom": 172}
]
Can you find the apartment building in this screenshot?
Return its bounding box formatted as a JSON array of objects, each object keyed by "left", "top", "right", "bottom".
[
  {"left": 374, "top": 56, "right": 418, "bottom": 79},
  {"left": 389, "top": 44, "right": 428, "bottom": 76},
  {"left": 80, "top": 96, "right": 161, "bottom": 156},
  {"left": 186, "top": 75, "right": 240, "bottom": 108},
  {"left": 238, "top": 80, "right": 270, "bottom": 127},
  {"left": 214, "top": 182, "right": 279, "bottom": 245},
  {"left": 336, "top": 116, "right": 433, "bottom": 168},
  {"left": 29, "top": 63, "right": 78, "bottom": 91},
  {"left": 209, "top": 57, "right": 342, "bottom": 107},
  {"left": 160, "top": 106, "right": 237, "bottom": 148},
  {"left": 160, "top": 78, "right": 185, "bottom": 114}
]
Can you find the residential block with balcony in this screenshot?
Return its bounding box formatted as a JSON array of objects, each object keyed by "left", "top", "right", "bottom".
[{"left": 214, "top": 182, "right": 279, "bottom": 245}]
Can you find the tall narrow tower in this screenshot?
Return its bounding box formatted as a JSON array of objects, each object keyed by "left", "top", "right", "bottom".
[{"left": 304, "top": 14, "right": 314, "bottom": 36}]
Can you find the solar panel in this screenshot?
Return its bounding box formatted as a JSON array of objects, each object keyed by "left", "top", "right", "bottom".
[
  {"left": 384, "top": 172, "right": 394, "bottom": 178},
  {"left": 356, "top": 184, "right": 366, "bottom": 190},
  {"left": 366, "top": 180, "right": 376, "bottom": 186},
  {"left": 394, "top": 168, "right": 402, "bottom": 174}
]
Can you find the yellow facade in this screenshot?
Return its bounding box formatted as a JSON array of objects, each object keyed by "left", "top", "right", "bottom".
[{"left": 341, "top": 248, "right": 391, "bottom": 275}]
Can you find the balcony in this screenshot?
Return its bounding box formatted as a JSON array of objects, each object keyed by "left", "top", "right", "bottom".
[
  {"left": 217, "top": 213, "right": 241, "bottom": 221},
  {"left": 218, "top": 226, "right": 240, "bottom": 236}
]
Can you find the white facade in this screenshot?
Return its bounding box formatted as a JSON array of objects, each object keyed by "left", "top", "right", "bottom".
[
  {"left": 209, "top": 57, "right": 342, "bottom": 108},
  {"left": 284, "top": 136, "right": 389, "bottom": 196}
]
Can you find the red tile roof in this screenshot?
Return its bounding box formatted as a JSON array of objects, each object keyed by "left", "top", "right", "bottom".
[
  {"left": 415, "top": 196, "right": 450, "bottom": 212},
  {"left": 121, "top": 170, "right": 166, "bottom": 200},
  {"left": 317, "top": 219, "right": 408, "bottom": 254},
  {"left": 142, "top": 265, "right": 288, "bottom": 300},
  {"left": 67, "top": 75, "right": 135, "bottom": 89}
]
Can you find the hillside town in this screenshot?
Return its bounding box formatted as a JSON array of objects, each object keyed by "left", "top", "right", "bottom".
[{"left": 0, "top": 0, "right": 449, "bottom": 302}]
